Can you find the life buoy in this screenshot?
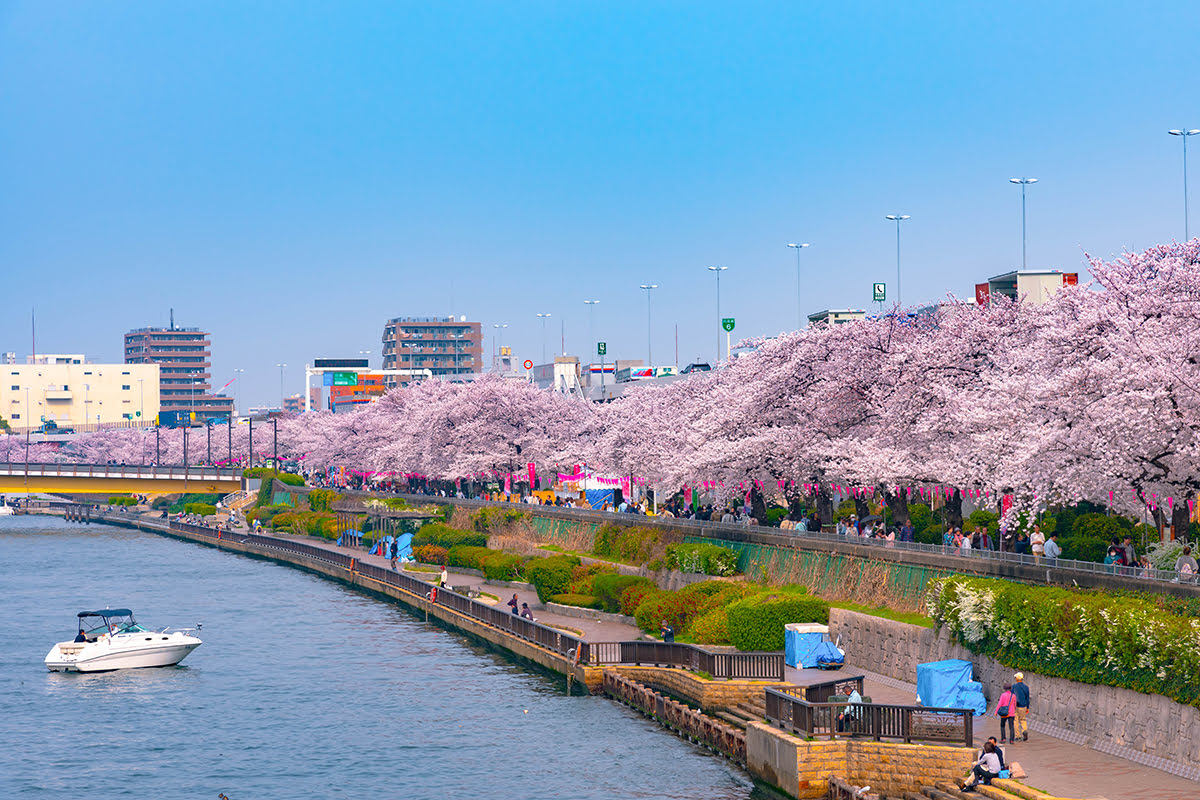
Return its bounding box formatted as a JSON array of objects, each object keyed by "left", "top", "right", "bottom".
[{"left": 429, "top": 586, "right": 438, "bottom": 602}]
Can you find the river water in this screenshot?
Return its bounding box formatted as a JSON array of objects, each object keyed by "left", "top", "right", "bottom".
[{"left": 0, "top": 516, "right": 765, "bottom": 799}]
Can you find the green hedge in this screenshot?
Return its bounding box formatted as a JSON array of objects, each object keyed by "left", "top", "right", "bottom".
[
  {"left": 593, "top": 574, "right": 654, "bottom": 614},
  {"left": 183, "top": 502, "right": 217, "bottom": 516},
  {"left": 633, "top": 580, "right": 751, "bottom": 635},
  {"left": 307, "top": 489, "right": 341, "bottom": 512},
  {"left": 525, "top": 555, "right": 581, "bottom": 601},
  {"left": 471, "top": 507, "right": 527, "bottom": 532},
  {"left": 481, "top": 552, "right": 526, "bottom": 582},
  {"left": 551, "top": 593, "right": 600, "bottom": 609},
  {"left": 689, "top": 606, "right": 732, "bottom": 645},
  {"left": 108, "top": 496, "right": 138, "bottom": 506},
  {"left": 411, "top": 545, "right": 448, "bottom": 565},
  {"left": 928, "top": 575, "right": 1200, "bottom": 708},
  {"left": 276, "top": 473, "right": 305, "bottom": 486},
  {"left": 665, "top": 543, "right": 740, "bottom": 576},
  {"left": 412, "top": 523, "right": 487, "bottom": 550},
  {"left": 725, "top": 590, "right": 828, "bottom": 651},
  {"left": 447, "top": 545, "right": 494, "bottom": 571}
]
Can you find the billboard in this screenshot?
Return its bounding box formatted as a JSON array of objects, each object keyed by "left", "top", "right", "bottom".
[{"left": 314, "top": 358, "right": 369, "bottom": 369}]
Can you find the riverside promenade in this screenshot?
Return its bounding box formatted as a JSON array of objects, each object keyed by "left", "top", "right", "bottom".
[{"left": 30, "top": 503, "right": 1199, "bottom": 800}]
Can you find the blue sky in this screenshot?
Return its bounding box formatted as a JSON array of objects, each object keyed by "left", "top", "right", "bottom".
[{"left": 2, "top": 2, "right": 1198, "bottom": 407}]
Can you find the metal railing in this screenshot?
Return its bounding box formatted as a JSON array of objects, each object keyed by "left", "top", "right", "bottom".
[
  {"left": 764, "top": 686, "right": 974, "bottom": 746},
  {"left": 0, "top": 462, "right": 241, "bottom": 481},
  {"left": 586, "top": 641, "right": 784, "bottom": 680},
  {"left": 389, "top": 493, "right": 1198, "bottom": 589}
]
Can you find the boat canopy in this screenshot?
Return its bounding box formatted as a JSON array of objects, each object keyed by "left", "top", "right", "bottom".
[{"left": 78, "top": 609, "right": 133, "bottom": 618}]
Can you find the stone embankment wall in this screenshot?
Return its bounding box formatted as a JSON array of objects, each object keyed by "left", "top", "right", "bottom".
[
  {"left": 828, "top": 608, "right": 1200, "bottom": 780},
  {"left": 745, "top": 722, "right": 975, "bottom": 799}
]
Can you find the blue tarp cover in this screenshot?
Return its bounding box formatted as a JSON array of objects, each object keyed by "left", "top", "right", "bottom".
[
  {"left": 585, "top": 489, "right": 615, "bottom": 509},
  {"left": 916, "top": 659, "right": 987, "bottom": 716},
  {"left": 785, "top": 629, "right": 844, "bottom": 668}
]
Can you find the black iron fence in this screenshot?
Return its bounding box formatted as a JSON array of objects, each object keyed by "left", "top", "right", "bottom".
[
  {"left": 764, "top": 686, "right": 973, "bottom": 746},
  {"left": 586, "top": 641, "right": 784, "bottom": 680}
]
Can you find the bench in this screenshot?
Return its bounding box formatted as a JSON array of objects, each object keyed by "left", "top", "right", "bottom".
[{"left": 451, "top": 584, "right": 481, "bottom": 599}]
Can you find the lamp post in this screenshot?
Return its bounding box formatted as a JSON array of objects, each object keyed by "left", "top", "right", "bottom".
[
  {"left": 786, "top": 243, "right": 810, "bottom": 330},
  {"left": 706, "top": 267, "right": 728, "bottom": 365},
  {"left": 884, "top": 215, "right": 910, "bottom": 308},
  {"left": 275, "top": 363, "right": 287, "bottom": 411},
  {"left": 1168, "top": 129, "right": 1200, "bottom": 241},
  {"left": 492, "top": 323, "right": 508, "bottom": 372},
  {"left": 1009, "top": 178, "right": 1038, "bottom": 269},
  {"left": 233, "top": 368, "right": 245, "bottom": 418},
  {"left": 639, "top": 284, "right": 658, "bottom": 367},
  {"left": 583, "top": 300, "right": 600, "bottom": 387},
  {"left": 536, "top": 313, "right": 552, "bottom": 364}
]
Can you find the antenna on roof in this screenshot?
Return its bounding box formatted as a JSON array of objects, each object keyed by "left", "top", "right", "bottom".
[{"left": 170, "top": 308, "right": 175, "bottom": 331}]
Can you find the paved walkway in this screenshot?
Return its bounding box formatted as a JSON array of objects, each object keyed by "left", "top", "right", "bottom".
[{"left": 219, "top": 515, "right": 1195, "bottom": 800}]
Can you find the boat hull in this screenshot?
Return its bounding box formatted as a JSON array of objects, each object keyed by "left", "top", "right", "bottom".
[{"left": 45, "top": 634, "right": 201, "bottom": 673}]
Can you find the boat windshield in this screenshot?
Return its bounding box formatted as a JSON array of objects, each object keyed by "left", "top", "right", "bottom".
[{"left": 77, "top": 610, "right": 143, "bottom": 636}]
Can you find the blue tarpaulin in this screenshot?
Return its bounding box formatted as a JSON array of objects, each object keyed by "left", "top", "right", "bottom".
[
  {"left": 916, "top": 659, "right": 987, "bottom": 716},
  {"left": 585, "top": 489, "right": 615, "bottom": 509},
  {"left": 785, "top": 624, "right": 843, "bottom": 668}
]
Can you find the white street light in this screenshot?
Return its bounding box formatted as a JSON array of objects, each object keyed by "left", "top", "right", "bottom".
[
  {"left": 639, "top": 285, "right": 658, "bottom": 367},
  {"left": 707, "top": 266, "right": 729, "bottom": 364},
  {"left": 786, "top": 243, "right": 810, "bottom": 331},
  {"left": 1009, "top": 178, "right": 1038, "bottom": 269},
  {"left": 492, "top": 323, "right": 508, "bottom": 372},
  {"left": 535, "top": 313, "right": 552, "bottom": 364},
  {"left": 275, "top": 363, "right": 287, "bottom": 410},
  {"left": 1168, "top": 129, "right": 1200, "bottom": 241},
  {"left": 883, "top": 216, "right": 910, "bottom": 308}
]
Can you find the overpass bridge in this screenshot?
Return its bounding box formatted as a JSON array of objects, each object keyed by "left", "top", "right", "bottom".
[{"left": 0, "top": 463, "right": 243, "bottom": 495}]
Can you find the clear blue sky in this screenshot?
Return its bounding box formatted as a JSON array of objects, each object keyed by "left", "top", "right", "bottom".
[{"left": 2, "top": 2, "right": 1198, "bottom": 408}]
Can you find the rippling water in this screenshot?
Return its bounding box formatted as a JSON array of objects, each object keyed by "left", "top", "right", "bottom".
[{"left": 0, "top": 516, "right": 765, "bottom": 799}]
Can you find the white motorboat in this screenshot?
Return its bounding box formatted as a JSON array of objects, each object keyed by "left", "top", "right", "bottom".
[{"left": 45, "top": 609, "right": 202, "bottom": 673}]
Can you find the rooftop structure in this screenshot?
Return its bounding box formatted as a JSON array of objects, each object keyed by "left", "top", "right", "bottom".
[{"left": 976, "top": 270, "right": 1079, "bottom": 306}]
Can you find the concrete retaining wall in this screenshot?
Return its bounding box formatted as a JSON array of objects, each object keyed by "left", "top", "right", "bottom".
[{"left": 828, "top": 608, "right": 1200, "bottom": 778}]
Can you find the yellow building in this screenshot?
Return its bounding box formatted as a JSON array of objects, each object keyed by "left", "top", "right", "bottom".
[{"left": 1, "top": 362, "right": 160, "bottom": 430}]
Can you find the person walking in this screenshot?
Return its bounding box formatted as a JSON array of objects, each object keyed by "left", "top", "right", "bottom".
[
  {"left": 995, "top": 683, "right": 1017, "bottom": 743},
  {"left": 438, "top": 565, "right": 448, "bottom": 588},
  {"left": 1176, "top": 546, "right": 1198, "bottom": 582},
  {"left": 1030, "top": 525, "right": 1045, "bottom": 565},
  {"left": 1012, "top": 672, "right": 1031, "bottom": 742},
  {"left": 1043, "top": 532, "right": 1062, "bottom": 564}
]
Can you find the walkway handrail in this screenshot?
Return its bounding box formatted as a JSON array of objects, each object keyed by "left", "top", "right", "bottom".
[
  {"left": 586, "top": 641, "right": 783, "bottom": 680},
  {"left": 0, "top": 462, "right": 241, "bottom": 480},
  {"left": 384, "top": 493, "right": 1198, "bottom": 592},
  {"left": 764, "top": 686, "right": 974, "bottom": 746}
]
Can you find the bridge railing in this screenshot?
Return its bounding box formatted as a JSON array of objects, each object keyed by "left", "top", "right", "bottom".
[
  {"left": 0, "top": 462, "right": 241, "bottom": 480},
  {"left": 764, "top": 686, "right": 974, "bottom": 746}
]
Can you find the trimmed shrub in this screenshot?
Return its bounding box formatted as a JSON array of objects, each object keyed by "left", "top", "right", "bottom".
[
  {"left": 481, "top": 552, "right": 525, "bottom": 582},
  {"left": 413, "top": 523, "right": 487, "bottom": 550},
  {"left": 664, "top": 543, "right": 740, "bottom": 576},
  {"left": 567, "top": 563, "right": 617, "bottom": 596},
  {"left": 689, "top": 606, "right": 732, "bottom": 645},
  {"left": 307, "top": 489, "right": 341, "bottom": 512},
  {"left": 593, "top": 574, "right": 654, "bottom": 614},
  {"left": 526, "top": 555, "right": 581, "bottom": 602},
  {"left": 550, "top": 593, "right": 600, "bottom": 609},
  {"left": 411, "top": 544, "right": 448, "bottom": 565},
  {"left": 447, "top": 545, "right": 494, "bottom": 571},
  {"left": 634, "top": 589, "right": 714, "bottom": 634},
  {"left": 620, "top": 583, "right": 656, "bottom": 616},
  {"left": 276, "top": 473, "right": 305, "bottom": 487},
  {"left": 184, "top": 502, "right": 217, "bottom": 516},
  {"left": 928, "top": 575, "right": 1200, "bottom": 708},
  {"left": 725, "top": 591, "right": 829, "bottom": 651},
  {"left": 108, "top": 496, "right": 138, "bottom": 506},
  {"left": 471, "top": 507, "right": 526, "bottom": 532}
]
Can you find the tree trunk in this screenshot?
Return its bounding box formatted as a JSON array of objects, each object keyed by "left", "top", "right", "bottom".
[
  {"left": 749, "top": 486, "right": 768, "bottom": 524},
  {"left": 815, "top": 486, "right": 834, "bottom": 528},
  {"left": 942, "top": 489, "right": 964, "bottom": 530},
  {"left": 878, "top": 485, "right": 911, "bottom": 527},
  {"left": 1172, "top": 492, "right": 1194, "bottom": 542},
  {"left": 853, "top": 495, "right": 871, "bottom": 521}
]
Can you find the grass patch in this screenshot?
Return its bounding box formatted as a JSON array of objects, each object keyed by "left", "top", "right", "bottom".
[
  {"left": 831, "top": 601, "right": 934, "bottom": 628},
  {"left": 537, "top": 544, "right": 565, "bottom": 553},
  {"left": 478, "top": 591, "right": 499, "bottom": 603},
  {"left": 402, "top": 564, "right": 440, "bottom": 573}
]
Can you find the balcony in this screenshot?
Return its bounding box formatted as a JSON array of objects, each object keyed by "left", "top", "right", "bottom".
[{"left": 45, "top": 389, "right": 73, "bottom": 401}]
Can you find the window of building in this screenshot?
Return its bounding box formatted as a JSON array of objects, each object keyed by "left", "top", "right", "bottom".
[
  {"left": 11, "top": 413, "right": 18, "bottom": 419},
  {"left": 122, "top": 385, "right": 131, "bottom": 390},
  {"left": 84, "top": 371, "right": 92, "bottom": 375},
  {"left": 10, "top": 385, "right": 17, "bottom": 390}
]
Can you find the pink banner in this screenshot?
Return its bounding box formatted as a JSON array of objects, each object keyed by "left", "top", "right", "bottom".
[{"left": 528, "top": 462, "right": 536, "bottom": 488}]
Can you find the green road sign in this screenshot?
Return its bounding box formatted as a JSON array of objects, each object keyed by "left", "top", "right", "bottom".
[
  {"left": 135, "top": 411, "right": 141, "bottom": 417},
  {"left": 721, "top": 318, "right": 735, "bottom": 332},
  {"left": 597, "top": 342, "right": 607, "bottom": 356},
  {"left": 873, "top": 283, "right": 886, "bottom": 302},
  {"left": 331, "top": 371, "right": 358, "bottom": 386}
]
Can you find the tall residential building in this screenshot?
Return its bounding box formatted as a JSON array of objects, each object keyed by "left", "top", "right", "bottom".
[
  {"left": 1, "top": 360, "right": 160, "bottom": 429},
  {"left": 381, "top": 316, "right": 482, "bottom": 388},
  {"left": 124, "top": 324, "right": 234, "bottom": 420}
]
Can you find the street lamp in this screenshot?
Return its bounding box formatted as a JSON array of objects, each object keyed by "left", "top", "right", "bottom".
[
  {"left": 639, "top": 284, "right": 658, "bottom": 367},
  {"left": 706, "top": 267, "right": 728, "bottom": 365},
  {"left": 883, "top": 216, "right": 910, "bottom": 308},
  {"left": 275, "top": 363, "right": 287, "bottom": 411},
  {"left": 1009, "top": 178, "right": 1038, "bottom": 270},
  {"left": 1168, "top": 129, "right": 1200, "bottom": 241},
  {"left": 786, "top": 243, "right": 810, "bottom": 330},
  {"left": 536, "top": 313, "right": 552, "bottom": 364},
  {"left": 492, "top": 323, "right": 508, "bottom": 372},
  {"left": 233, "top": 369, "right": 245, "bottom": 418}
]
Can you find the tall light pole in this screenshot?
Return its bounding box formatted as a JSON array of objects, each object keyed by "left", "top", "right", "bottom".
[
  {"left": 233, "top": 368, "right": 245, "bottom": 418},
  {"left": 706, "top": 266, "right": 728, "bottom": 365},
  {"left": 583, "top": 300, "right": 599, "bottom": 356},
  {"left": 536, "top": 313, "right": 552, "bottom": 364},
  {"left": 786, "top": 243, "right": 810, "bottom": 330},
  {"left": 1009, "top": 178, "right": 1038, "bottom": 269},
  {"left": 492, "top": 323, "right": 508, "bottom": 372},
  {"left": 639, "top": 284, "right": 658, "bottom": 367},
  {"left": 1169, "top": 129, "right": 1200, "bottom": 241},
  {"left": 884, "top": 215, "right": 910, "bottom": 308},
  {"left": 275, "top": 363, "right": 287, "bottom": 410}
]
